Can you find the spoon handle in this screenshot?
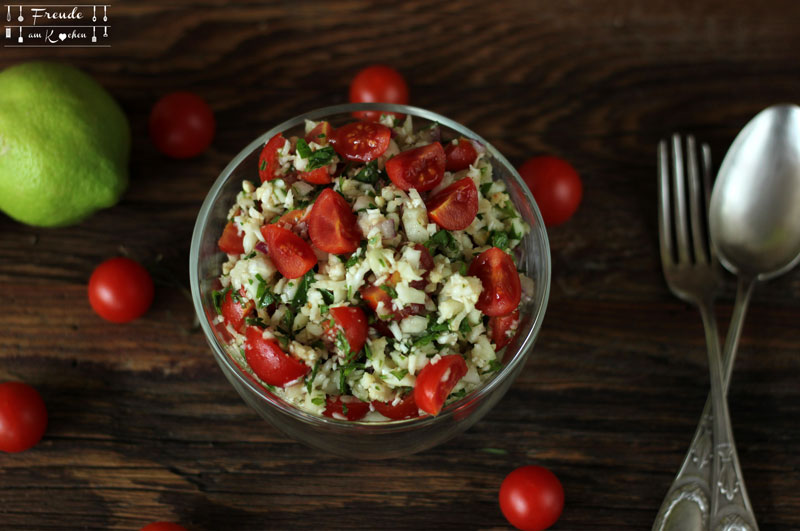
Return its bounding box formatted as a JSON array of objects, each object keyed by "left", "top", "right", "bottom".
[{"left": 652, "top": 278, "right": 757, "bottom": 531}]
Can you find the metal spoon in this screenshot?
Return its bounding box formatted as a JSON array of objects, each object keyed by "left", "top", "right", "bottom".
[{"left": 706, "top": 103, "right": 800, "bottom": 529}]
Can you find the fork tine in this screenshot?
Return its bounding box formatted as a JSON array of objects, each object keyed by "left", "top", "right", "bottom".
[
  {"left": 657, "top": 140, "right": 673, "bottom": 265},
  {"left": 686, "top": 135, "right": 708, "bottom": 263},
  {"left": 670, "top": 134, "right": 691, "bottom": 264},
  {"left": 700, "top": 142, "right": 719, "bottom": 266}
]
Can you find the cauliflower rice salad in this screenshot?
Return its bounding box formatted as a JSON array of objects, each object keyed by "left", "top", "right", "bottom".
[{"left": 212, "top": 114, "right": 533, "bottom": 421}]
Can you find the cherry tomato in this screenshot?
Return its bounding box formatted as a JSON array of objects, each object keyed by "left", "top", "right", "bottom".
[
  {"left": 468, "top": 247, "right": 521, "bottom": 317},
  {"left": 258, "top": 133, "right": 288, "bottom": 182},
  {"left": 149, "top": 91, "right": 215, "bottom": 159},
  {"left": 323, "top": 306, "right": 368, "bottom": 354},
  {"left": 426, "top": 177, "right": 479, "bottom": 230},
  {"left": 372, "top": 392, "right": 419, "bottom": 420},
  {"left": 275, "top": 208, "right": 307, "bottom": 230},
  {"left": 304, "top": 121, "right": 333, "bottom": 144},
  {"left": 518, "top": 156, "right": 582, "bottom": 227},
  {"left": 499, "top": 465, "right": 564, "bottom": 531},
  {"left": 331, "top": 121, "right": 392, "bottom": 162},
  {"left": 220, "top": 288, "right": 254, "bottom": 332},
  {"left": 445, "top": 138, "right": 478, "bottom": 172},
  {"left": 260, "top": 224, "right": 317, "bottom": 279},
  {"left": 88, "top": 257, "right": 155, "bottom": 323},
  {"left": 408, "top": 243, "right": 435, "bottom": 290},
  {"left": 414, "top": 354, "right": 468, "bottom": 416},
  {"left": 359, "top": 285, "right": 425, "bottom": 322},
  {"left": 218, "top": 220, "right": 245, "bottom": 255},
  {"left": 140, "top": 523, "right": 188, "bottom": 531},
  {"left": 385, "top": 142, "right": 445, "bottom": 192},
  {"left": 323, "top": 395, "right": 370, "bottom": 421},
  {"left": 0, "top": 382, "right": 47, "bottom": 453},
  {"left": 489, "top": 309, "right": 520, "bottom": 350},
  {"left": 349, "top": 65, "right": 409, "bottom": 121},
  {"left": 244, "top": 326, "right": 309, "bottom": 387},
  {"left": 298, "top": 167, "right": 332, "bottom": 185},
  {"left": 307, "top": 188, "right": 362, "bottom": 254}
]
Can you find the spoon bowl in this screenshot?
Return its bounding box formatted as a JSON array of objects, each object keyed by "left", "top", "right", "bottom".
[{"left": 709, "top": 103, "right": 800, "bottom": 280}]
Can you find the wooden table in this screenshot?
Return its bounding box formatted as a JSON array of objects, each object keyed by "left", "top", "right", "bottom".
[{"left": 2, "top": 1, "right": 799, "bottom": 529}]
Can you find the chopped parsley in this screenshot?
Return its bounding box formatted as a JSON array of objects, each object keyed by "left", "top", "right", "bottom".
[
  {"left": 391, "top": 368, "right": 409, "bottom": 382},
  {"left": 295, "top": 138, "right": 312, "bottom": 158},
  {"left": 338, "top": 361, "right": 365, "bottom": 394},
  {"left": 255, "top": 274, "right": 277, "bottom": 308},
  {"left": 364, "top": 342, "right": 373, "bottom": 360},
  {"left": 295, "top": 139, "right": 336, "bottom": 170},
  {"left": 498, "top": 200, "right": 519, "bottom": 219},
  {"left": 379, "top": 284, "right": 397, "bottom": 299},
  {"left": 281, "top": 307, "right": 295, "bottom": 337},
  {"left": 480, "top": 182, "right": 492, "bottom": 196},
  {"left": 459, "top": 319, "right": 472, "bottom": 335},
  {"left": 311, "top": 397, "right": 325, "bottom": 406},
  {"left": 243, "top": 250, "right": 257, "bottom": 260},
  {"left": 353, "top": 160, "right": 383, "bottom": 184},
  {"left": 211, "top": 285, "right": 231, "bottom": 314},
  {"left": 306, "top": 359, "right": 321, "bottom": 393},
  {"left": 448, "top": 388, "right": 468, "bottom": 400},
  {"left": 245, "top": 315, "right": 267, "bottom": 328},
  {"left": 424, "top": 229, "right": 459, "bottom": 255},
  {"left": 490, "top": 230, "right": 510, "bottom": 250},
  {"left": 483, "top": 359, "right": 503, "bottom": 374},
  {"left": 291, "top": 270, "right": 316, "bottom": 308},
  {"left": 318, "top": 288, "right": 335, "bottom": 305}
]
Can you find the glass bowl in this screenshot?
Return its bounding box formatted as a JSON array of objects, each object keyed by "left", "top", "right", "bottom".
[{"left": 190, "top": 103, "right": 551, "bottom": 459}]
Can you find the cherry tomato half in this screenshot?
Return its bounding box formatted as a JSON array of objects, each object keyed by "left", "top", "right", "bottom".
[
  {"left": 385, "top": 142, "right": 445, "bottom": 192},
  {"left": 244, "top": 326, "right": 309, "bottom": 387},
  {"left": 414, "top": 354, "right": 468, "bottom": 416},
  {"left": 323, "top": 395, "right": 370, "bottom": 421},
  {"left": 0, "top": 382, "right": 47, "bottom": 453},
  {"left": 323, "top": 306, "right": 368, "bottom": 354},
  {"left": 258, "top": 133, "right": 288, "bottom": 183},
  {"left": 307, "top": 188, "right": 362, "bottom": 254},
  {"left": 518, "top": 156, "right": 582, "bottom": 227},
  {"left": 298, "top": 167, "right": 332, "bottom": 185},
  {"left": 445, "top": 138, "right": 478, "bottom": 172},
  {"left": 305, "top": 121, "right": 333, "bottom": 145},
  {"left": 372, "top": 392, "right": 419, "bottom": 420},
  {"left": 468, "top": 247, "right": 521, "bottom": 317},
  {"left": 499, "top": 465, "right": 564, "bottom": 531},
  {"left": 331, "top": 121, "right": 392, "bottom": 162},
  {"left": 140, "top": 523, "right": 189, "bottom": 531},
  {"left": 218, "top": 220, "right": 245, "bottom": 255},
  {"left": 88, "top": 257, "right": 155, "bottom": 323},
  {"left": 349, "top": 65, "right": 409, "bottom": 121},
  {"left": 489, "top": 308, "right": 520, "bottom": 350},
  {"left": 426, "top": 177, "right": 479, "bottom": 230},
  {"left": 149, "top": 91, "right": 215, "bottom": 159},
  {"left": 260, "top": 224, "right": 317, "bottom": 279},
  {"left": 220, "top": 288, "right": 254, "bottom": 332}
]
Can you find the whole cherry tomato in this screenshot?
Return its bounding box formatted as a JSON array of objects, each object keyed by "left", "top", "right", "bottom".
[
  {"left": 349, "top": 65, "right": 409, "bottom": 121},
  {"left": 414, "top": 354, "right": 468, "bottom": 416},
  {"left": 468, "top": 247, "right": 521, "bottom": 317},
  {"left": 244, "top": 326, "right": 309, "bottom": 387},
  {"left": 499, "top": 465, "right": 564, "bottom": 531},
  {"left": 307, "top": 188, "right": 362, "bottom": 254},
  {"left": 140, "top": 523, "right": 189, "bottom": 531},
  {"left": 518, "top": 156, "right": 582, "bottom": 226},
  {"left": 323, "top": 395, "right": 370, "bottom": 421},
  {"left": 426, "top": 177, "right": 479, "bottom": 230},
  {"left": 149, "top": 91, "right": 215, "bottom": 159},
  {"left": 88, "top": 257, "right": 155, "bottom": 323},
  {"left": 385, "top": 142, "right": 446, "bottom": 192},
  {"left": 0, "top": 382, "right": 48, "bottom": 453}
]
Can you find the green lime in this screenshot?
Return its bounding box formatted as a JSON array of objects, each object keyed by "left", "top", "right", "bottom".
[{"left": 0, "top": 62, "right": 130, "bottom": 227}]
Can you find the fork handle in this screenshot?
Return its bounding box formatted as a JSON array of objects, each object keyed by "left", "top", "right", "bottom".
[{"left": 652, "top": 278, "right": 758, "bottom": 531}]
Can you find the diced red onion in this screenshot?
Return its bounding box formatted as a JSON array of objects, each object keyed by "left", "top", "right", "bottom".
[
  {"left": 379, "top": 219, "right": 396, "bottom": 239},
  {"left": 470, "top": 139, "right": 486, "bottom": 155},
  {"left": 255, "top": 241, "right": 269, "bottom": 255}
]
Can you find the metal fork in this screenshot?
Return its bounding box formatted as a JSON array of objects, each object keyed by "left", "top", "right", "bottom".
[{"left": 652, "top": 135, "right": 758, "bottom": 531}]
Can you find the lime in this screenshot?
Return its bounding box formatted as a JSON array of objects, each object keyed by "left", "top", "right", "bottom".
[{"left": 0, "top": 62, "right": 130, "bottom": 227}]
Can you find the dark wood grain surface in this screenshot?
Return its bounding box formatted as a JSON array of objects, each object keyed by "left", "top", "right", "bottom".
[{"left": 2, "top": 1, "right": 800, "bottom": 529}]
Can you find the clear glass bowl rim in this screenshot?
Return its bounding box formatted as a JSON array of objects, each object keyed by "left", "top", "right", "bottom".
[{"left": 189, "top": 102, "right": 551, "bottom": 433}]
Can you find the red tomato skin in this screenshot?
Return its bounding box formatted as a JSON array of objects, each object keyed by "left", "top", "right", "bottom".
[
  {"left": 469, "top": 247, "right": 521, "bottom": 317},
  {"left": 499, "top": 466, "right": 564, "bottom": 531},
  {"left": 260, "top": 224, "right": 317, "bottom": 279},
  {"left": 258, "top": 133, "right": 288, "bottom": 182},
  {"left": 385, "top": 142, "right": 446, "bottom": 192},
  {"left": 325, "top": 306, "right": 368, "bottom": 354},
  {"left": 218, "top": 220, "right": 245, "bottom": 255},
  {"left": 298, "top": 167, "right": 332, "bottom": 185},
  {"left": 244, "top": 326, "right": 309, "bottom": 387},
  {"left": 426, "top": 177, "right": 479, "bottom": 230},
  {"left": 489, "top": 309, "right": 520, "bottom": 350},
  {"left": 372, "top": 392, "right": 420, "bottom": 420},
  {"left": 275, "top": 208, "right": 307, "bottom": 229},
  {"left": 445, "top": 138, "right": 478, "bottom": 171},
  {"left": 349, "top": 65, "right": 409, "bottom": 121},
  {"left": 323, "top": 396, "right": 370, "bottom": 421},
  {"left": 307, "top": 188, "right": 362, "bottom": 254},
  {"left": 0, "top": 382, "right": 47, "bottom": 453},
  {"left": 305, "top": 121, "right": 333, "bottom": 144},
  {"left": 88, "top": 257, "right": 155, "bottom": 323},
  {"left": 220, "top": 289, "right": 254, "bottom": 332},
  {"left": 140, "top": 523, "right": 189, "bottom": 531},
  {"left": 331, "top": 122, "right": 392, "bottom": 162},
  {"left": 413, "top": 354, "right": 468, "bottom": 416},
  {"left": 149, "top": 91, "right": 215, "bottom": 159},
  {"left": 518, "top": 156, "right": 582, "bottom": 227}
]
